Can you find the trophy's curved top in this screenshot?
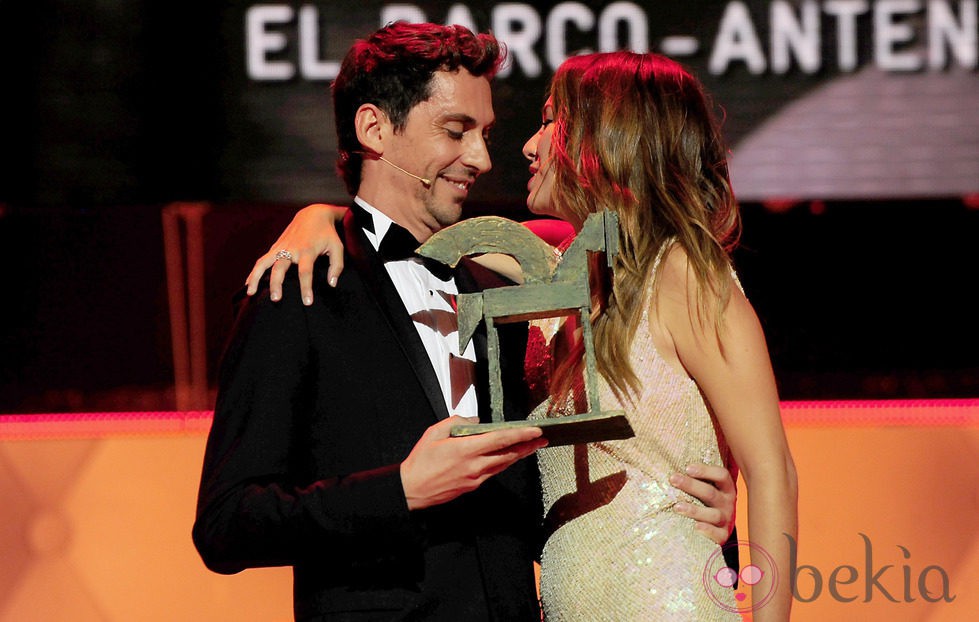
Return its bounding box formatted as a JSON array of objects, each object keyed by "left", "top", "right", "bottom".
[{"left": 416, "top": 216, "right": 557, "bottom": 283}]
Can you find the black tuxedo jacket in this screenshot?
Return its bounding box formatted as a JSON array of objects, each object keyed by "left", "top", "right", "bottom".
[{"left": 193, "top": 211, "right": 543, "bottom": 621}]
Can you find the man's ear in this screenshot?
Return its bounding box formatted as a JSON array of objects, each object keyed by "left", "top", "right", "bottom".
[{"left": 354, "top": 104, "right": 388, "bottom": 156}]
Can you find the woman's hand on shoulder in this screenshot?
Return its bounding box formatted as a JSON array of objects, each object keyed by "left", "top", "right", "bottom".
[{"left": 245, "top": 203, "right": 348, "bottom": 305}]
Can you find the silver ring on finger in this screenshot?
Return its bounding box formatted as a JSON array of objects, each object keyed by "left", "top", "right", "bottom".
[{"left": 274, "top": 249, "right": 294, "bottom": 262}]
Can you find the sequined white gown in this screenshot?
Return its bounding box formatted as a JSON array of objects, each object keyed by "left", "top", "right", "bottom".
[{"left": 528, "top": 247, "right": 741, "bottom": 621}]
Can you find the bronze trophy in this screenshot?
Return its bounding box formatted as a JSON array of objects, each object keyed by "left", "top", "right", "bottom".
[{"left": 417, "top": 210, "right": 634, "bottom": 447}]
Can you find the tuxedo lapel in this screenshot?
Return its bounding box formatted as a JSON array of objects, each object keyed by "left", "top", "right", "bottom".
[{"left": 343, "top": 211, "right": 450, "bottom": 421}]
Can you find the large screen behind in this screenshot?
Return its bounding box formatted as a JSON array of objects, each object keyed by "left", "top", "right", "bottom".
[
  {"left": 4, "top": 0, "right": 977, "bottom": 208},
  {"left": 228, "top": 0, "right": 979, "bottom": 205},
  {"left": 1, "top": 1, "right": 977, "bottom": 412}
]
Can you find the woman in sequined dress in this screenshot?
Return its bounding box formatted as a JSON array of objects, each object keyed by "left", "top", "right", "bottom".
[
  {"left": 512, "top": 52, "right": 797, "bottom": 621},
  {"left": 246, "top": 51, "right": 797, "bottom": 621}
]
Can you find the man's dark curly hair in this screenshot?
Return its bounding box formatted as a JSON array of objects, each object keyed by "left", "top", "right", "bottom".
[{"left": 332, "top": 21, "right": 504, "bottom": 195}]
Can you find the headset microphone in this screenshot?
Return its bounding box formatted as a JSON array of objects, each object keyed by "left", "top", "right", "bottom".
[{"left": 378, "top": 156, "right": 432, "bottom": 187}]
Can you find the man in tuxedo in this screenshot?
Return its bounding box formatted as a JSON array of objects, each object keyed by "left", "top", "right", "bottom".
[
  {"left": 193, "top": 22, "right": 549, "bottom": 621},
  {"left": 194, "top": 21, "right": 738, "bottom": 621}
]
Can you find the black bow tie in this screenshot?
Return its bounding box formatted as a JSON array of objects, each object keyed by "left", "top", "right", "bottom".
[{"left": 352, "top": 203, "right": 453, "bottom": 280}]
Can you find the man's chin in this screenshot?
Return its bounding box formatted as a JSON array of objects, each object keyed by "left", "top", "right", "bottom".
[{"left": 433, "top": 204, "right": 465, "bottom": 228}]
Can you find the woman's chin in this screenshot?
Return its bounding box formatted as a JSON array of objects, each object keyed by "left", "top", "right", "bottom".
[{"left": 528, "top": 205, "right": 561, "bottom": 222}]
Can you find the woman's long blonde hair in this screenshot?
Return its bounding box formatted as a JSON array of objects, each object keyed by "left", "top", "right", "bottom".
[{"left": 548, "top": 51, "right": 741, "bottom": 404}]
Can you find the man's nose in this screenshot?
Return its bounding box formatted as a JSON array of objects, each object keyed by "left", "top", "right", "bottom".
[{"left": 464, "top": 134, "right": 492, "bottom": 174}]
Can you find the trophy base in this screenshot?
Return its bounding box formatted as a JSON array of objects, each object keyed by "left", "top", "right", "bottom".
[{"left": 450, "top": 411, "right": 634, "bottom": 447}]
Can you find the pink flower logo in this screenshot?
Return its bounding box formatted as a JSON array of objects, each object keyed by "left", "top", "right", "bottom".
[{"left": 702, "top": 540, "right": 778, "bottom": 613}]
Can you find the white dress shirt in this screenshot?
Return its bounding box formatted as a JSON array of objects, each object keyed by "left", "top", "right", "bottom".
[{"left": 355, "top": 198, "right": 478, "bottom": 418}]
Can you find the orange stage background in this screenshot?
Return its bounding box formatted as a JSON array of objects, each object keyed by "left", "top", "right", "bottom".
[{"left": 1, "top": 401, "right": 976, "bottom": 621}]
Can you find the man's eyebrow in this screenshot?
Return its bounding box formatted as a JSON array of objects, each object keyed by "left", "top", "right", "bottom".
[{"left": 438, "top": 113, "right": 494, "bottom": 127}]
